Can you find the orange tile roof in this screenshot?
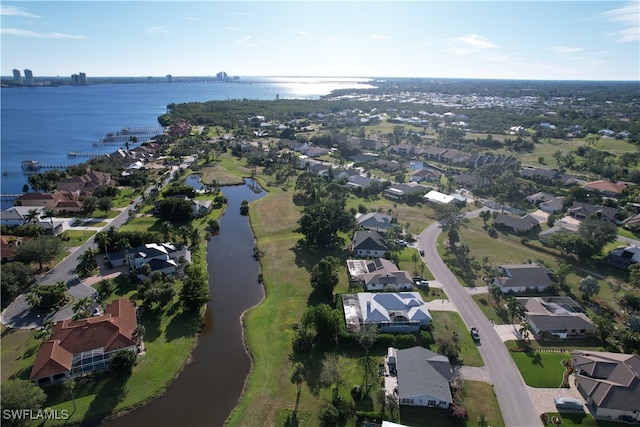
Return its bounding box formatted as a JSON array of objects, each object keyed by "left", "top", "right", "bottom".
[
  {"left": 30, "top": 298, "right": 137, "bottom": 381},
  {"left": 584, "top": 180, "right": 626, "bottom": 195}
]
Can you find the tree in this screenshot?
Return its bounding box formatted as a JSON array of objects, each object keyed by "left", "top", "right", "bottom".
[
  {"left": 1, "top": 379, "right": 47, "bottom": 427},
  {"left": 479, "top": 210, "right": 491, "bottom": 226},
  {"left": 320, "top": 352, "right": 348, "bottom": 398},
  {"left": 295, "top": 186, "right": 353, "bottom": 248},
  {"left": 64, "top": 377, "right": 77, "bottom": 412},
  {"left": 76, "top": 247, "right": 98, "bottom": 277},
  {"left": 488, "top": 284, "right": 502, "bottom": 306},
  {"left": 592, "top": 315, "right": 612, "bottom": 343},
  {"left": 579, "top": 275, "right": 600, "bottom": 300},
  {"left": 555, "top": 263, "right": 571, "bottom": 288},
  {"left": 290, "top": 362, "right": 305, "bottom": 395},
  {"left": 518, "top": 321, "right": 533, "bottom": 342},
  {"left": 507, "top": 297, "right": 522, "bottom": 322},
  {"left": 97, "top": 196, "right": 114, "bottom": 213},
  {"left": 34, "top": 319, "right": 55, "bottom": 341},
  {"left": 180, "top": 264, "right": 210, "bottom": 311},
  {"left": 301, "top": 304, "right": 341, "bottom": 344},
  {"left": 1, "top": 262, "right": 34, "bottom": 308},
  {"left": 14, "top": 236, "right": 64, "bottom": 271},
  {"left": 577, "top": 216, "right": 617, "bottom": 256},
  {"left": 26, "top": 282, "right": 67, "bottom": 311},
  {"left": 72, "top": 296, "right": 93, "bottom": 320},
  {"left": 24, "top": 208, "right": 40, "bottom": 224},
  {"left": 41, "top": 208, "right": 56, "bottom": 233},
  {"left": 82, "top": 195, "right": 99, "bottom": 216},
  {"left": 161, "top": 221, "right": 174, "bottom": 241},
  {"left": 357, "top": 323, "right": 378, "bottom": 389},
  {"left": 156, "top": 198, "right": 194, "bottom": 222},
  {"left": 240, "top": 200, "right": 249, "bottom": 216},
  {"left": 109, "top": 349, "right": 137, "bottom": 375},
  {"left": 310, "top": 257, "right": 340, "bottom": 300},
  {"left": 629, "top": 263, "right": 640, "bottom": 288}
]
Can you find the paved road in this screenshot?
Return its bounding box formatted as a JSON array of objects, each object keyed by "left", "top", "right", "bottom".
[
  {"left": 418, "top": 221, "right": 542, "bottom": 427},
  {"left": 1, "top": 161, "right": 190, "bottom": 330}
]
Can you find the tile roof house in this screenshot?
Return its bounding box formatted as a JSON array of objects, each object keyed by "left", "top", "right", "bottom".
[
  {"left": 493, "top": 263, "right": 554, "bottom": 293},
  {"left": 410, "top": 168, "right": 442, "bottom": 183},
  {"left": 583, "top": 180, "right": 627, "bottom": 198},
  {"left": 356, "top": 212, "right": 394, "bottom": 232},
  {"left": 515, "top": 297, "right": 595, "bottom": 339},
  {"left": 30, "top": 298, "right": 138, "bottom": 386},
  {"left": 352, "top": 230, "right": 388, "bottom": 258},
  {"left": 341, "top": 292, "right": 432, "bottom": 333},
  {"left": 572, "top": 350, "right": 640, "bottom": 421},
  {"left": 392, "top": 346, "right": 453, "bottom": 408},
  {"left": 56, "top": 171, "right": 111, "bottom": 193}
]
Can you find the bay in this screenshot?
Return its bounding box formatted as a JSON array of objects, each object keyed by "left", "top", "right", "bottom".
[{"left": 0, "top": 77, "right": 373, "bottom": 198}]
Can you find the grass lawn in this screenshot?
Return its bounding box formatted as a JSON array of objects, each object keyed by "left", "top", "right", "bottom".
[
  {"left": 399, "top": 380, "right": 504, "bottom": 427},
  {"left": 396, "top": 246, "right": 434, "bottom": 280},
  {"left": 546, "top": 412, "right": 623, "bottom": 427},
  {"left": 0, "top": 325, "right": 41, "bottom": 383},
  {"left": 431, "top": 312, "right": 483, "bottom": 368},
  {"left": 507, "top": 346, "right": 570, "bottom": 388},
  {"left": 60, "top": 229, "right": 96, "bottom": 247}
]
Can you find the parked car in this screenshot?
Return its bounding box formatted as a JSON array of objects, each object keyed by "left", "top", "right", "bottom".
[
  {"left": 554, "top": 397, "right": 583, "bottom": 410},
  {"left": 470, "top": 327, "right": 480, "bottom": 342}
]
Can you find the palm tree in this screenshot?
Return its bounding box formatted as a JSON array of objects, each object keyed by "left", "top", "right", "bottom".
[
  {"left": 95, "top": 231, "right": 112, "bottom": 254},
  {"left": 24, "top": 208, "right": 40, "bottom": 224},
  {"left": 41, "top": 208, "right": 56, "bottom": 234},
  {"left": 64, "top": 378, "right": 77, "bottom": 412},
  {"left": 190, "top": 228, "right": 201, "bottom": 248},
  {"left": 507, "top": 297, "right": 522, "bottom": 323},
  {"left": 518, "top": 321, "right": 533, "bottom": 343},
  {"left": 35, "top": 319, "right": 54, "bottom": 341},
  {"left": 290, "top": 362, "right": 305, "bottom": 412},
  {"left": 161, "top": 222, "right": 174, "bottom": 242},
  {"left": 72, "top": 297, "right": 93, "bottom": 320},
  {"left": 177, "top": 225, "right": 192, "bottom": 245},
  {"left": 488, "top": 284, "right": 502, "bottom": 306}
]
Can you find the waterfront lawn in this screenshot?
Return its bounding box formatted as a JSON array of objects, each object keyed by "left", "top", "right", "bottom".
[
  {"left": 506, "top": 344, "right": 569, "bottom": 388},
  {"left": 41, "top": 296, "right": 200, "bottom": 426}
]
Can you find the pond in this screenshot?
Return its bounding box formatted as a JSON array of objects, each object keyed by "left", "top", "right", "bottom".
[
  {"left": 105, "top": 179, "right": 266, "bottom": 427},
  {"left": 184, "top": 174, "right": 205, "bottom": 191}
]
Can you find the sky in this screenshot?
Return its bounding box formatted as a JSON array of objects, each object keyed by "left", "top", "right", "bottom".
[{"left": 1, "top": 1, "right": 639, "bottom": 81}]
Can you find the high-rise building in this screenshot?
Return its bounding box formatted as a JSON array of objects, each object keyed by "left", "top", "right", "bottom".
[
  {"left": 71, "top": 72, "right": 88, "bottom": 86},
  {"left": 12, "top": 69, "right": 22, "bottom": 85},
  {"left": 166, "top": 74, "right": 173, "bottom": 83},
  {"left": 23, "top": 69, "right": 35, "bottom": 86}
]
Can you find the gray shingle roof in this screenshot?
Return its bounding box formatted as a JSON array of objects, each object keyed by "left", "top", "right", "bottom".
[{"left": 396, "top": 346, "right": 453, "bottom": 404}]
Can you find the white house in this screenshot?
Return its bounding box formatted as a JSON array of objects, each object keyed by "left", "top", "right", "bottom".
[
  {"left": 341, "top": 292, "right": 431, "bottom": 333},
  {"left": 127, "top": 242, "right": 191, "bottom": 277},
  {"left": 352, "top": 230, "right": 388, "bottom": 258}
]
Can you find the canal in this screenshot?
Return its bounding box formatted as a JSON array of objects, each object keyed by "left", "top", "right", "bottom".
[{"left": 105, "top": 179, "right": 266, "bottom": 427}]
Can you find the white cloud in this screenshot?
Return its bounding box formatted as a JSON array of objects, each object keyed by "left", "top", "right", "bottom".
[
  {"left": 144, "top": 26, "right": 170, "bottom": 36},
  {"left": 296, "top": 31, "right": 310, "bottom": 36},
  {"left": 0, "top": 5, "right": 41, "bottom": 18},
  {"left": 548, "top": 45, "right": 585, "bottom": 54},
  {"left": 236, "top": 35, "right": 266, "bottom": 47},
  {"left": 600, "top": 2, "right": 640, "bottom": 42},
  {"left": 371, "top": 34, "right": 390, "bottom": 40},
  {"left": 446, "top": 34, "right": 499, "bottom": 53},
  {"left": 1, "top": 28, "right": 86, "bottom": 39},
  {"left": 224, "top": 26, "right": 237, "bottom": 31}
]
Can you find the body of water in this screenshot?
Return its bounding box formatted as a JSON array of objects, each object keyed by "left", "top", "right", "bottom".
[
  {"left": 0, "top": 77, "right": 374, "bottom": 198},
  {"left": 103, "top": 180, "right": 266, "bottom": 427}
]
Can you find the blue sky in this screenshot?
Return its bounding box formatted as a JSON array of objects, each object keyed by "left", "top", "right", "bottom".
[{"left": 1, "top": 1, "right": 638, "bottom": 80}]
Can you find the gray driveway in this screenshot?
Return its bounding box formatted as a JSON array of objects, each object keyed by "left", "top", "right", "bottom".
[{"left": 418, "top": 220, "right": 542, "bottom": 427}]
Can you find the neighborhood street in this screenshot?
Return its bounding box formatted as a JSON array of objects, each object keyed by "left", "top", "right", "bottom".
[
  {"left": 0, "top": 162, "right": 188, "bottom": 329},
  {"left": 418, "top": 221, "right": 542, "bottom": 427}
]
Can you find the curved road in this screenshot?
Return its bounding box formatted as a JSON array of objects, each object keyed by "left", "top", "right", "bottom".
[{"left": 418, "top": 220, "right": 541, "bottom": 427}]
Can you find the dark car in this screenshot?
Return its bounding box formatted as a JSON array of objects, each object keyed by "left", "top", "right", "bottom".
[{"left": 470, "top": 327, "right": 480, "bottom": 342}]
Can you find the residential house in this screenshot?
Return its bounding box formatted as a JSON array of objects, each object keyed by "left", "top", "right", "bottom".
[
  {"left": 347, "top": 257, "right": 413, "bottom": 291},
  {"left": 0, "top": 206, "right": 44, "bottom": 226},
  {"left": 410, "top": 168, "right": 442, "bottom": 183},
  {"left": 453, "top": 173, "right": 490, "bottom": 189},
  {"left": 56, "top": 171, "right": 111, "bottom": 193},
  {"left": 493, "top": 263, "right": 554, "bottom": 293},
  {"left": 359, "top": 138, "right": 385, "bottom": 151},
  {"left": 352, "top": 230, "right": 388, "bottom": 258},
  {"left": 389, "top": 144, "right": 416, "bottom": 155},
  {"left": 583, "top": 180, "right": 627, "bottom": 198},
  {"left": 572, "top": 350, "right": 640, "bottom": 421},
  {"left": 526, "top": 192, "right": 556, "bottom": 207},
  {"left": 440, "top": 149, "right": 469, "bottom": 165},
  {"left": 384, "top": 182, "right": 427, "bottom": 202},
  {"left": 341, "top": 292, "right": 432, "bottom": 332},
  {"left": 539, "top": 197, "right": 565, "bottom": 214},
  {"left": 423, "top": 190, "right": 465, "bottom": 206},
  {"left": 347, "top": 175, "right": 378, "bottom": 190},
  {"left": 390, "top": 346, "right": 453, "bottom": 408},
  {"left": 423, "top": 145, "right": 448, "bottom": 162},
  {"left": 30, "top": 298, "right": 138, "bottom": 386},
  {"left": 127, "top": 242, "right": 191, "bottom": 277},
  {"left": 568, "top": 202, "right": 618, "bottom": 223},
  {"left": 304, "top": 146, "right": 331, "bottom": 158},
  {"left": 516, "top": 297, "right": 595, "bottom": 339},
  {"left": 14, "top": 191, "right": 85, "bottom": 214},
  {"left": 13, "top": 192, "right": 56, "bottom": 209},
  {"left": 493, "top": 213, "right": 540, "bottom": 233},
  {"left": 606, "top": 245, "right": 640, "bottom": 270},
  {"left": 622, "top": 213, "right": 640, "bottom": 232},
  {"left": 356, "top": 212, "right": 395, "bottom": 233},
  {"left": 155, "top": 196, "right": 213, "bottom": 218},
  {"left": 352, "top": 153, "right": 379, "bottom": 164},
  {"left": 521, "top": 167, "right": 576, "bottom": 185},
  {"left": 538, "top": 225, "right": 574, "bottom": 245},
  {"left": 335, "top": 169, "right": 361, "bottom": 181},
  {"left": 373, "top": 159, "right": 402, "bottom": 172}
]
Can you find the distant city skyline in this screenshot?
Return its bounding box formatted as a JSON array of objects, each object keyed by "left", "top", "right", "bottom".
[{"left": 1, "top": 1, "right": 638, "bottom": 81}]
